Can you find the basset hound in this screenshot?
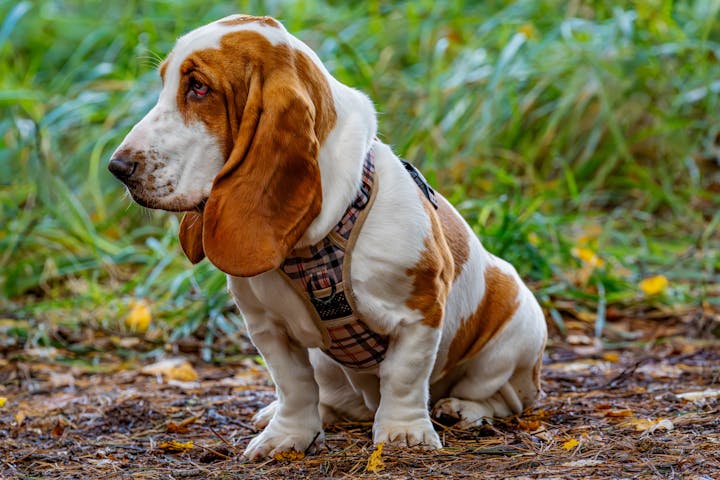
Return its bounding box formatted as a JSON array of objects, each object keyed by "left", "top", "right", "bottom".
[{"left": 109, "top": 14, "right": 547, "bottom": 459}]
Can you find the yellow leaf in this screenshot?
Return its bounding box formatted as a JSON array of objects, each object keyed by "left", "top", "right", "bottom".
[
  {"left": 141, "top": 358, "right": 199, "bottom": 382},
  {"left": 518, "top": 23, "right": 538, "bottom": 39},
  {"left": 365, "top": 442, "right": 385, "bottom": 473},
  {"left": 602, "top": 352, "right": 620, "bottom": 362},
  {"left": 168, "top": 362, "right": 199, "bottom": 382},
  {"left": 639, "top": 275, "right": 668, "bottom": 295},
  {"left": 527, "top": 232, "right": 540, "bottom": 246},
  {"left": 273, "top": 450, "right": 305, "bottom": 462},
  {"left": 126, "top": 299, "right": 152, "bottom": 333},
  {"left": 562, "top": 438, "right": 579, "bottom": 450},
  {"left": 158, "top": 440, "right": 193, "bottom": 453},
  {"left": 0, "top": 397, "right": 6, "bottom": 408},
  {"left": 572, "top": 247, "right": 604, "bottom": 267}
]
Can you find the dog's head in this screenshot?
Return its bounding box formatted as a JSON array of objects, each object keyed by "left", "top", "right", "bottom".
[{"left": 109, "top": 15, "right": 340, "bottom": 277}]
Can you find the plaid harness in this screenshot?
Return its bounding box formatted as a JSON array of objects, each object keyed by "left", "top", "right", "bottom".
[{"left": 279, "top": 146, "right": 388, "bottom": 369}]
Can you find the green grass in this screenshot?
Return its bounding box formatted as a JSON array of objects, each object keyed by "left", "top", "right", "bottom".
[{"left": 1, "top": 0, "right": 718, "bottom": 354}]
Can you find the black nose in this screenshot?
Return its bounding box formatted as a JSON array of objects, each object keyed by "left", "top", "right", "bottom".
[{"left": 108, "top": 156, "right": 137, "bottom": 181}]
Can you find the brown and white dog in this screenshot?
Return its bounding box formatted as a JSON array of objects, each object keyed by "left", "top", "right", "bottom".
[{"left": 109, "top": 15, "right": 547, "bottom": 459}]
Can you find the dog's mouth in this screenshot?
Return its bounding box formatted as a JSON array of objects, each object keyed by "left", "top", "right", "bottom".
[{"left": 127, "top": 188, "right": 207, "bottom": 213}]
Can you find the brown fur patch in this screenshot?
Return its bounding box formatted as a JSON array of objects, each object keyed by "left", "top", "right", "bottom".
[
  {"left": 443, "top": 266, "right": 520, "bottom": 373},
  {"left": 293, "top": 49, "right": 336, "bottom": 143},
  {"left": 406, "top": 195, "right": 454, "bottom": 328},
  {"left": 437, "top": 196, "right": 470, "bottom": 281},
  {"left": 218, "top": 15, "right": 280, "bottom": 28}
]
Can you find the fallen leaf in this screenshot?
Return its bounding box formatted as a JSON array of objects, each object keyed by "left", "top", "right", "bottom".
[
  {"left": 366, "top": 442, "right": 385, "bottom": 473},
  {"left": 52, "top": 422, "right": 65, "bottom": 437},
  {"left": 126, "top": 300, "right": 152, "bottom": 333},
  {"left": 166, "top": 422, "right": 188, "bottom": 434},
  {"left": 273, "top": 450, "right": 305, "bottom": 462},
  {"left": 639, "top": 275, "right": 668, "bottom": 295},
  {"left": 675, "top": 389, "right": 720, "bottom": 402},
  {"left": 167, "top": 415, "right": 198, "bottom": 434},
  {"left": 642, "top": 418, "right": 674, "bottom": 436},
  {"left": 517, "top": 418, "right": 541, "bottom": 431},
  {"left": 572, "top": 247, "right": 604, "bottom": 267},
  {"left": 158, "top": 440, "right": 193, "bottom": 453},
  {"left": 0, "top": 397, "right": 6, "bottom": 408},
  {"left": 620, "top": 418, "right": 653, "bottom": 431},
  {"left": 605, "top": 409, "right": 634, "bottom": 418},
  {"left": 517, "top": 22, "right": 538, "bottom": 39},
  {"left": 574, "top": 311, "right": 597, "bottom": 323},
  {"left": 620, "top": 417, "right": 673, "bottom": 433},
  {"left": 602, "top": 352, "right": 620, "bottom": 362},
  {"left": 562, "top": 438, "right": 579, "bottom": 450},
  {"left": 141, "top": 358, "right": 198, "bottom": 382}
]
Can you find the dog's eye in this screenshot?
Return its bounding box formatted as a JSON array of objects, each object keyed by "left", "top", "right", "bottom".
[{"left": 190, "top": 79, "right": 208, "bottom": 98}]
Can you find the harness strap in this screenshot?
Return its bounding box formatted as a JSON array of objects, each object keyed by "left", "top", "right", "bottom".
[{"left": 400, "top": 159, "right": 438, "bottom": 209}]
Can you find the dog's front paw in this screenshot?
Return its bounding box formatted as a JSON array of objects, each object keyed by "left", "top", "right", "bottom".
[
  {"left": 373, "top": 417, "right": 441, "bottom": 449},
  {"left": 243, "top": 424, "right": 324, "bottom": 460}
]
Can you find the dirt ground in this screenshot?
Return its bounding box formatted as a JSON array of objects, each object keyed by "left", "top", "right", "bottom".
[{"left": 1, "top": 310, "right": 719, "bottom": 479}]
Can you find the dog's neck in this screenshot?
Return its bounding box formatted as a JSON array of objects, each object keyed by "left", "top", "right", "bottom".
[{"left": 296, "top": 80, "right": 378, "bottom": 248}]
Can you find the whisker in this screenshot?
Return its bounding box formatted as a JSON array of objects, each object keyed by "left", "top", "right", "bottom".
[{"left": 137, "top": 49, "right": 165, "bottom": 70}]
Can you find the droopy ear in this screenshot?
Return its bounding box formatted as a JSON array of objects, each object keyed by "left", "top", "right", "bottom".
[{"left": 179, "top": 67, "right": 322, "bottom": 277}]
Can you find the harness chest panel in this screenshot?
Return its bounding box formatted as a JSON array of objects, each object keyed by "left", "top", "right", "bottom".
[{"left": 280, "top": 148, "right": 388, "bottom": 369}]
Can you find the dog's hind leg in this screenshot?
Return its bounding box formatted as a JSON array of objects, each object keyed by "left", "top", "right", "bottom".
[{"left": 432, "top": 298, "right": 546, "bottom": 428}]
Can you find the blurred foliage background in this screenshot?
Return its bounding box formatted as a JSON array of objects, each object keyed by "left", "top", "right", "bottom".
[{"left": 1, "top": 0, "right": 719, "bottom": 361}]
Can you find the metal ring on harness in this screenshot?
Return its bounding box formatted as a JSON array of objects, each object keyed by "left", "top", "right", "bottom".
[{"left": 307, "top": 278, "right": 337, "bottom": 304}]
